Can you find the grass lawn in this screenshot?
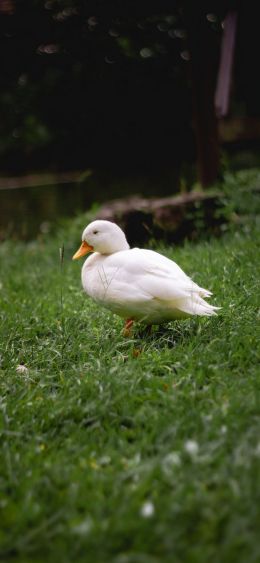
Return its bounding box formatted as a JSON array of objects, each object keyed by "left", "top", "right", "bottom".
[{"left": 0, "top": 171, "right": 260, "bottom": 562}]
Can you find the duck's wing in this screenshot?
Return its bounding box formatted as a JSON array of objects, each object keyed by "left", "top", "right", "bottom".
[
  {"left": 129, "top": 249, "right": 212, "bottom": 300},
  {"left": 129, "top": 249, "right": 219, "bottom": 316}
]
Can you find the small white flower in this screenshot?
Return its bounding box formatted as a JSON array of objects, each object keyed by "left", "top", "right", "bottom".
[
  {"left": 16, "top": 365, "right": 29, "bottom": 374},
  {"left": 99, "top": 455, "right": 111, "bottom": 466},
  {"left": 71, "top": 517, "right": 93, "bottom": 536},
  {"left": 162, "top": 451, "right": 181, "bottom": 476},
  {"left": 128, "top": 453, "right": 141, "bottom": 468},
  {"left": 184, "top": 440, "right": 199, "bottom": 456},
  {"left": 140, "top": 501, "right": 155, "bottom": 518},
  {"left": 165, "top": 452, "right": 181, "bottom": 466}
]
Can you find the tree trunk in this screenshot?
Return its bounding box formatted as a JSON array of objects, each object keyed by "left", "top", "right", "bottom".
[{"left": 186, "top": 12, "right": 220, "bottom": 187}]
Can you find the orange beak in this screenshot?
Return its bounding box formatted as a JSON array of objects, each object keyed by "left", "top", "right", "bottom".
[{"left": 72, "top": 241, "right": 94, "bottom": 260}]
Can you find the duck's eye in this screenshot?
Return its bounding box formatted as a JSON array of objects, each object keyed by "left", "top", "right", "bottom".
[{"left": 93, "top": 230, "right": 99, "bottom": 235}]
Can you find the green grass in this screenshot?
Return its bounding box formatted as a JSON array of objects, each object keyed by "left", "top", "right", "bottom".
[{"left": 0, "top": 174, "right": 260, "bottom": 562}]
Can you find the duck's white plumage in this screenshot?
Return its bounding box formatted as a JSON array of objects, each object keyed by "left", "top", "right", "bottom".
[{"left": 73, "top": 220, "right": 219, "bottom": 325}]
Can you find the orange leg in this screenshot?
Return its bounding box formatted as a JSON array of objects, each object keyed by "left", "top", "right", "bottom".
[{"left": 123, "top": 318, "right": 134, "bottom": 337}]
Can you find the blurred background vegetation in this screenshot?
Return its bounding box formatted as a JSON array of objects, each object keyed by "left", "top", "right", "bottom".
[{"left": 0, "top": 0, "right": 260, "bottom": 238}]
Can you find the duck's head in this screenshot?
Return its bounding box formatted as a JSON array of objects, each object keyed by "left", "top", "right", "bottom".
[{"left": 72, "top": 220, "right": 130, "bottom": 259}]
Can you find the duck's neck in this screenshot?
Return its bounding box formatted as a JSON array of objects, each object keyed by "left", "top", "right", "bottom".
[
  {"left": 102, "top": 242, "right": 130, "bottom": 255},
  {"left": 98, "top": 236, "right": 130, "bottom": 254}
]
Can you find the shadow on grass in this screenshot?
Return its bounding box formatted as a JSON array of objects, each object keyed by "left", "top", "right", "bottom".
[
  {"left": 135, "top": 318, "right": 198, "bottom": 346},
  {"left": 135, "top": 315, "right": 222, "bottom": 350}
]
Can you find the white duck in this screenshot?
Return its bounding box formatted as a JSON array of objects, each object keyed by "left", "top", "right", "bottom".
[{"left": 73, "top": 220, "right": 219, "bottom": 333}]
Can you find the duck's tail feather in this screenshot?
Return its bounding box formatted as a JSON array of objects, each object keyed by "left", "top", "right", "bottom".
[
  {"left": 175, "top": 295, "right": 220, "bottom": 317},
  {"left": 199, "top": 288, "right": 213, "bottom": 298}
]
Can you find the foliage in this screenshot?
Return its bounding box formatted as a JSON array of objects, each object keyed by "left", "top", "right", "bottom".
[{"left": 221, "top": 168, "right": 260, "bottom": 216}]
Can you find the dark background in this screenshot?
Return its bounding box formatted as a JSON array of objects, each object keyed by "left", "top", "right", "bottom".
[{"left": 1, "top": 0, "right": 259, "bottom": 179}]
